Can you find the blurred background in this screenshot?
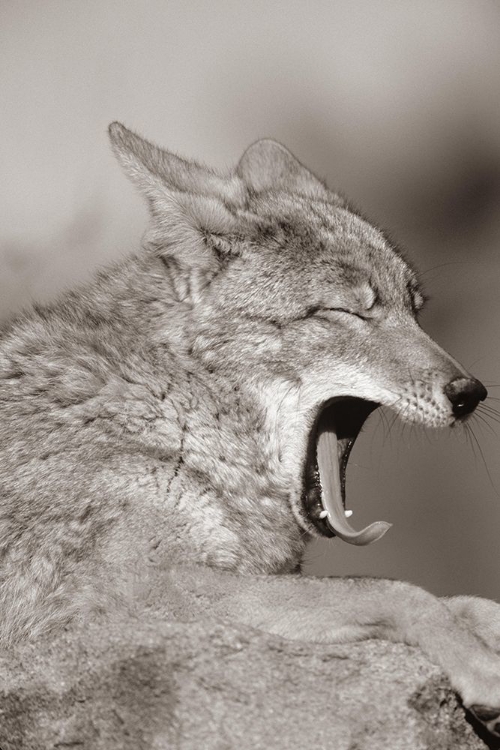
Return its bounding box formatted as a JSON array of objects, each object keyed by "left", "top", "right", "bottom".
[{"left": 2, "top": 0, "right": 500, "bottom": 598}]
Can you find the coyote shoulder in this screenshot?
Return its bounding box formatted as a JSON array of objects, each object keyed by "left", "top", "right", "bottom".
[{"left": 0, "top": 123, "right": 499, "bottom": 735}]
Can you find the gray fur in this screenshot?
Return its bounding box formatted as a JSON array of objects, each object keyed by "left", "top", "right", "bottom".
[{"left": 1, "top": 124, "right": 500, "bottom": 736}]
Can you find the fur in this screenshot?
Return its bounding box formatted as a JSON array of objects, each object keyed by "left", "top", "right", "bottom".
[{"left": 1, "top": 123, "right": 499, "bottom": 736}]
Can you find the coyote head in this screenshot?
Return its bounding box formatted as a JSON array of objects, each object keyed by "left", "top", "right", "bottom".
[{"left": 109, "top": 124, "right": 487, "bottom": 548}]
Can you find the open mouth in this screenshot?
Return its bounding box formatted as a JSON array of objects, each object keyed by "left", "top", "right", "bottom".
[{"left": 301, "top": 397, "right": 392, "bottom": 546}]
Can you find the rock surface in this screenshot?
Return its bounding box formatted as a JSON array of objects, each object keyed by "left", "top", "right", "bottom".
[{"left": 0, "top": 616, "right": 489, "bottom": 750}]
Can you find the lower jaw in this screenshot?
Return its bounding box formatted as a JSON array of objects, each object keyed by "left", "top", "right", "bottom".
[{"left": 300, "top": 397, "right": 380, "bottom": 539}]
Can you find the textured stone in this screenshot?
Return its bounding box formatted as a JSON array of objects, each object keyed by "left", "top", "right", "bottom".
[{"left": 0, "top": 616, "right": 487, "bottom": 750}]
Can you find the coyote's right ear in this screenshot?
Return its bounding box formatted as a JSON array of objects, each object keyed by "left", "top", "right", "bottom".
[{"left": 108, "top": 123, "right": 244, "bottom": 304}]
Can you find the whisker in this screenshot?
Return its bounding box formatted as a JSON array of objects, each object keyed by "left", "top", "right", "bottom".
[
  {"left": 370, "top": 408, "right": 393, "bottom": 454},
  {"left": 463, "top": 423, "right": 476, "bottom": 459},
  {"left": 478, "top": 414, "right": 500, "bottom": 428},
  {"left": 480, "top": 401, "right": 500, "bottom": 414},
  {"left": 464, "top": 423, "right": 500, "bottom": 499},
  {"left": 386, "top": 406, "right": 402, "bottom": 435},
  {"left": 478, "top": 405, "right": 500, "bottom": 425},
  {"left": 419, "top": 260, "right": 470, "bottom": 277},
  {"left": 474, "top": 412, "right": 498, "bottom": 438},
  {"left": 482, "top": 401, "right": 500, "bottom": 411},
  {"left": 482, "top": 399, "right": 500, "bottom": 409}
]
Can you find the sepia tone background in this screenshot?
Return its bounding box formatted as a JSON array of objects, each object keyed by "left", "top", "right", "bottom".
[{"left": 2, "top": 0, "right": 500, "bottom": 599}]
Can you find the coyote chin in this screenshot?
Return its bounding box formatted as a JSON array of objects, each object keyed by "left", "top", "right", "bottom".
[{"left": 0, "top": 123, "right": 499, "bottom": 737}]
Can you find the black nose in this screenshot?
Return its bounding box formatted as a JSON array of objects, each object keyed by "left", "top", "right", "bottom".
[{"left": 444, "top": 377, "right": 488, "bottom": 418}]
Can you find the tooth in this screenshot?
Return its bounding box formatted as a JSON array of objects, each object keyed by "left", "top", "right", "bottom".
[
  {"left": 319, "top": 510, "right": 329, "bottom": 519},
  {"left": 344, "top": 509, "right": 353, "bottom": 517},
  {"left": 316, "top": 421, "right": 391, "bottom": 546}
]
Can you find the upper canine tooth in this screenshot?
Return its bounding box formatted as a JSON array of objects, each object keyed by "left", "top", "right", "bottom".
[{"left": 345, "top": 510, "right": 353, "bottom": 517}]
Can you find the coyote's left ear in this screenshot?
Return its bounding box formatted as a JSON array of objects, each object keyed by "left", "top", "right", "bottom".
[
  {"left": 109, "top": 122, "right": 244, "bottom": 207},
  {"left": 109, "top": 122, "right": 244, "bottom": 303},
  {"left": 237, "top": 139, "right": 329, "bottom": 198}
]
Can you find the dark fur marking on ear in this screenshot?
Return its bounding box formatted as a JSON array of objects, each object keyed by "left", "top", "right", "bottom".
[
  {"left": 209, "top": 240, "right": 227, "bottom": 264},
  {"left": 237, "top": 312, "right": 283, "bottom": 330},
  {"left": 203, "top": 232, "right": 240, "bottom": 263}
]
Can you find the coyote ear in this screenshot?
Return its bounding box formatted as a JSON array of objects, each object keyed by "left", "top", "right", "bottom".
[
  {"left": 236, "top": 139, "right": 328, "bottom": 197},
  {"left": 108, "top": 122, "right": 241, "bottom": 304},
  {"left": 108, "top": 122, "right": 243, "bottom": 205}
]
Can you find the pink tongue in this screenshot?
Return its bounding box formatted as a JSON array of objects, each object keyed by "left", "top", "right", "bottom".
[{"left": 316, "top": 427, "right": 391, "bottom": 546}]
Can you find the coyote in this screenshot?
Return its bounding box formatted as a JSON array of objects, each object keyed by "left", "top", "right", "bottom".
[{"left": 0, "top": 124, "right": 499, "bottom": 736}]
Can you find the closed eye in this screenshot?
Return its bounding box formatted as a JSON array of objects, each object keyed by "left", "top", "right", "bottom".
[{"left": 305, "top": 306, "right": 368, "bottom": 321}]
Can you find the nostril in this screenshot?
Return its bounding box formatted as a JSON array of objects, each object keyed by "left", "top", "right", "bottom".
[{"left": 443, "top": 377, "right": 488, "bottom": 418}]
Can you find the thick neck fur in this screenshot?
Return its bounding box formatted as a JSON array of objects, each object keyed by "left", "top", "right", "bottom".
[{"left": 0, "top": 251, "right": 306, "bottom": 579}]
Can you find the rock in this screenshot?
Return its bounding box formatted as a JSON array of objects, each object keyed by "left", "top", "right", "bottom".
[{"left": 0, "top": 617, "right": 487, "bottom": 750}]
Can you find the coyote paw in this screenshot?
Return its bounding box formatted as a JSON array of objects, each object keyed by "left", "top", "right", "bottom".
[
  {"left": 469, "top": 705, "right": 500, "bottom": 738},
  {"left": 445, "top": 595, "right": 500, "bottom": 653}
]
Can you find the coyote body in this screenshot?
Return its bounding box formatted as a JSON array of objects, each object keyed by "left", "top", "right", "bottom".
[{"left": 1, "top": 124, "right": 500, "bottom": 735}]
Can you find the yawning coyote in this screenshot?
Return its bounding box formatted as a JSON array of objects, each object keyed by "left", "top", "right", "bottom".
[{"left": 0, "top": 124, "right": 499, "bottom": 736}]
